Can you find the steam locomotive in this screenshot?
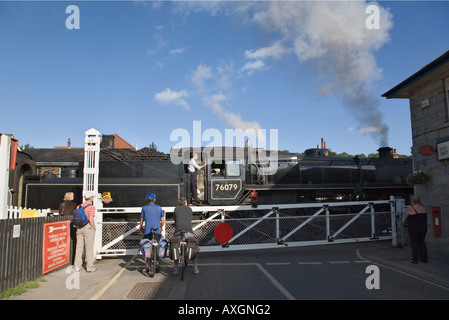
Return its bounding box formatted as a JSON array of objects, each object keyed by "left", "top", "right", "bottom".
[{"left": 23, "top": 145, "right": 413, "bottom": 212}]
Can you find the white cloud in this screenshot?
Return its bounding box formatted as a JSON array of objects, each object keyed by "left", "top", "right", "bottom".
[
  {"left": 191, "top": 64, "right": 213, "bottom": 89},
  {"left": 154, "top": 88, "right": 191, "bottom": 110},
  {"left": 191, "top": 62, "right": 264, "bottom": 142},
  {"left": 170, "top": 47, "right": 186, "bottom": 56},
  {"left": 211, "top": 91, "right": 228, "bottom": 103},
  {"left": 244, "top": 40, "right": 288, "bottom": 60},
  {"left": 241, "top": 41, "right": 288, "bottom": 75},
  {"left": 239, "top": 60, "right": 265, "bottom": 75}
]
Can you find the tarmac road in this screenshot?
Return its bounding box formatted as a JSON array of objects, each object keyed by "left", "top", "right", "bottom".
[{"left": 4, "top": 240, "right": 449, "bottom": 304}]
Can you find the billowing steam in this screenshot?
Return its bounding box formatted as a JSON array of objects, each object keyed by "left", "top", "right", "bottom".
[
  {"left": 173, "top": 1, "right": 394, "bottom": 148},
  {"left": 251, "top": 1, "right": 393, "bottom": 147}
]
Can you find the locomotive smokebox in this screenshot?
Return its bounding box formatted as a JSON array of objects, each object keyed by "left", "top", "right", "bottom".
[{"left": 378, "top": 147, "right": 393, "bottom": 159}]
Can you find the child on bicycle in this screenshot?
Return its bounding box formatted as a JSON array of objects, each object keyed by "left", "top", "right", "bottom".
[{"left": 171, "top": 197, "right": 199, "bottom": 275}]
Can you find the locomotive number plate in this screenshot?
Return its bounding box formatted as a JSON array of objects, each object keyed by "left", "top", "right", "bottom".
[{"left": 211, "top": 179, "right": 242, "bottom": 200}]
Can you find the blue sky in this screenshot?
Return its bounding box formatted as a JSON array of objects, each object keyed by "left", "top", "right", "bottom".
[{"left": 1, "top": 1, "right": 448, "bottom": 156}]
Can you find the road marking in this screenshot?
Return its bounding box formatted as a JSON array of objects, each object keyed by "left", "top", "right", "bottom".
[
  {"left": 298, "top": 262, "right": 322, "bottom": 265},
  {"left": 90, "top": 254, "right": 137, "bottom": 300},
  {"left": 255, "top": 263, "right": 296, "bottom": 300},
  {"left": 201, "top": 262, "right": 295, "bottom": 300},
  {"left": 329, "top": 261, "right": 351, "bottom": 264},
  {"left": 266, "top": 262, "right": 291, "bottom": 265}
]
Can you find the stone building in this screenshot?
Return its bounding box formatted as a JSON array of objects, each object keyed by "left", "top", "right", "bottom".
[{"left": 383, "top": 49, "right": 449, "bottom": 239}]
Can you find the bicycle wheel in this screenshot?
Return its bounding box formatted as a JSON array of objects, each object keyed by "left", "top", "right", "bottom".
[
  {"left": 145, "top": 259, "right": 150, "bottom": 274},
  {"left": 180, "top": 244, "right": 186, "bottom": 281},
  {"left": 150, "top": 245, "right": 158, "bottom": 277}
]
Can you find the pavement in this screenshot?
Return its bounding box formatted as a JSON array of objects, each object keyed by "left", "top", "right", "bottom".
[
  {"left": 2, "top": 238, "right": 449, "bottom": 301},
  {"left": 357, "top": 238, "right": 449, "bottom": 290}
]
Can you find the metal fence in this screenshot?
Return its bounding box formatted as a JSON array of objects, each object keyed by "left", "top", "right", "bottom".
[
  {"left": 97, "top": 199, "right": 404, "bottom": 257},
  {"left": 0, "top": 216, "right": 72, "bottom": 293}
]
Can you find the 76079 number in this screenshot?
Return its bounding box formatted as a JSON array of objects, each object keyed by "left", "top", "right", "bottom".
[{"left": 215, "top": 183, "right": 238, "bottom": 191}]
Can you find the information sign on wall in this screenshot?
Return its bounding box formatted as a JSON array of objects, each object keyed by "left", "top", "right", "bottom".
[
  {"left": 437, "top": 140, "right": 449, "bottom": 160},
  {"left": 42, "top": 221, "right": 70, "bottom": 274}
]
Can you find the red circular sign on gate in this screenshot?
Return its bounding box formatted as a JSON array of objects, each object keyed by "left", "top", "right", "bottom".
[{"left": 214, "top": 222, "right": 233, "bottom": 244}]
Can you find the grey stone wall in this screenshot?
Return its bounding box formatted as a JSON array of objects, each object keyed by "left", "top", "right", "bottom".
[{"left": 409, "top": 68, "right": 449, "bottom": 238}]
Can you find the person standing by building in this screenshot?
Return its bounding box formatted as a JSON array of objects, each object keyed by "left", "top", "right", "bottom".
[
  {"left": 188, "top": 152, "right": 206, "bottom": 203},
  {"left": 59, "top": 192, "right": 78, "bottom": 264},
  {"left": 405, "top": 195, "right": 428, "bottom": 263},
  {"left": 74, "top": 192, "right": 97, "bottom": 272}
]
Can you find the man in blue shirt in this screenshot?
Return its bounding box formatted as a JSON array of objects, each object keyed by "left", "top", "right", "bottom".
[
  {"left": 140, "top": 193, "right": 165, "bottom": 240},
  {"left": 139, "top": 193, "right": 165, "bottom": 273}
]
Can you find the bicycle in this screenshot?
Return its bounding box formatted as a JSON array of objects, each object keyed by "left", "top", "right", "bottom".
[
  {"left": 179, "top": 230, "right": 188, "bottom": 281},
  {"left": 144, "top": 227, "right": 160, "bottom": 278}
]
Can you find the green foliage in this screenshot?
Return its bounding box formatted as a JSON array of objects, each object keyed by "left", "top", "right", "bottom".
[
  {"left": 0, "top": 277, "right": 46, "bottom": 299},
  {"left": 406, "top": 171, "right": 430, "bottom": 186}
]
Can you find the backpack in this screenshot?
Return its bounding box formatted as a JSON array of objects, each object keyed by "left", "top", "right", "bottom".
[
  {"left": 72, "top": 204, "right": 91, "bottom": 227},
  {"left": 139, "top": 239, "right": 152, "bottom": 258},
  {"left": 169, "top": 237, "right": 180, "bottom": 260},
  {"left": 186, "top": 237, "right": 199, "bottom": 260},
  {"left": 158, "top": 238, "right": 169, "bottom": 258}
]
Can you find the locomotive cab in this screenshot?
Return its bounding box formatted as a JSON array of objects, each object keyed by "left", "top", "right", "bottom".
[{"left": 204, "top": 158, "right": 245, "bottom": 205}]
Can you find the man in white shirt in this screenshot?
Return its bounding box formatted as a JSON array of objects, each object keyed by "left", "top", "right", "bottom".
[{"left": 188, "top": 152, "right": 206, "bottom": 202}]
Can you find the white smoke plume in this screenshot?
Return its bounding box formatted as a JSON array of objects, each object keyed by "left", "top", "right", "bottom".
[
  {"left": 180, "top": 1, "right": 394, "bottom": 147},
  {"left": 251, "top": 1, "right": 394, "bottom": 147}
]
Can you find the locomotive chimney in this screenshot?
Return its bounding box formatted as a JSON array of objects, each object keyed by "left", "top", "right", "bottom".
[{"left": 377, "top": 147, "right": 393, "bottom": 159}]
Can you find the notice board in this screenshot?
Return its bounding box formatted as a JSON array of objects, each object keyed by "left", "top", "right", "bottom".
[{"left": 42, "top": 221, "right": 71, "bottom": 274}]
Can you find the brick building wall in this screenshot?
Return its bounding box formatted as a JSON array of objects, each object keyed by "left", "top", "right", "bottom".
[{"left": 383, "top": 50, "right": 449, "bottom": 239}]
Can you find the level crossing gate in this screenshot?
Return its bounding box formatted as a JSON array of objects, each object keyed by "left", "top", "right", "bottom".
[
  {"left": 95, "top": 197, "right": 406, "bottom": 258},
  {"left": 78, "top": 129, "right": 406, "bottom": 258}
]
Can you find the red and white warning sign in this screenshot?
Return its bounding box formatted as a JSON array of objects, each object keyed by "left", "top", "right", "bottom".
[{"left": 42, "top": 221, "right": 70, "bottom": 274}]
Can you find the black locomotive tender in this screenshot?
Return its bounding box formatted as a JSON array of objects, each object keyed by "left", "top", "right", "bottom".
[{"left": 24, "top": 145, "right": 413, "bottom": 219}]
